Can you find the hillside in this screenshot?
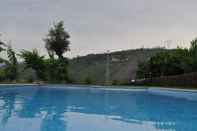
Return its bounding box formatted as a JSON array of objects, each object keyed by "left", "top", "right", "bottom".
[
  {"left": 2, "top": 48, "right": 171, "bottom": 84},
  {"left": 68, "top": 48, "right": 171, "bottom": 84}
]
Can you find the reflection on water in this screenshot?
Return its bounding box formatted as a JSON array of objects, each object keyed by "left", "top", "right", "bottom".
[{"left": 0, "top": 86, "right": 196, "bottom": 131}]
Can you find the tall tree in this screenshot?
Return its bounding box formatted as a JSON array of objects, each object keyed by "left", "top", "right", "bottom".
[{"left": 44, "top": 21, "right": 70, "bottom": 59}]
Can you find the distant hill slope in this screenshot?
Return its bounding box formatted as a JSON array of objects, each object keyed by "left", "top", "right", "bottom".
[
  {"left": 3, "top": 48, "right": 170, "bottom": 84},
  {"left": 68, "top": 48, "right": 171, "bottom": 84}
]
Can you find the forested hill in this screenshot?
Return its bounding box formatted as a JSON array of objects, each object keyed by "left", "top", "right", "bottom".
[{"left": 68, "top": 48, "right": 171, "bottom": 84}]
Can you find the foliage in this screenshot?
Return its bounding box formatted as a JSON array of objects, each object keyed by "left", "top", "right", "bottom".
[
  {"left": 15, "top": 21, "right": 71, "bottom": 83},
  {"left": 44, "top": 21, "right": 70, "bottom": 59},
  {"left": 45, "top": 58, "right": 69, "bottom": 82},
  {"left": 0, "top": 41, "right": 18, "bottom": 81},
  {"left": 112, "top": 79, "right": 119, "bottom": 85},
  {"left": 189, "top": 39, "right": 197, "bottom": 71},
  {"left": 136, "top": 61, "right": 150, "bottom": 79},
  {"left": 0, "top": 69, "right": 6, "bottom": 81},
  {"left": 0, "top": 40, "right": 6, "bottom": 53},
  {"left": 83, "top": 76, "right": 94, "bottom": 85},
  {"left": 0, "top": 40, "right": 6, "bottom": 64},
  {"left": 136, "top": 38, "right": 197, "bottom": 79},
  {"left": 4, "top": 45, "right": 18, "bottom": 80},
  {"left": 19, "top": 49, "right": 46, "bottom": 80},
  {"left": 0, "top": 21, "right": 71, "bottom": 83}
]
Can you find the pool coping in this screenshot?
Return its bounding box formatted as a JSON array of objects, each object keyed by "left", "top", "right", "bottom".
[
  {"left": 0, "top": 84, "right": 197, "bottom": 93},
  {"left": 65, "top": 84, "right": 197, "bottom": 93},
  {"left": 148, "top": 87, "right": 197, "bottom": 93},
  {"left": 0, "top": 84, "right": 41, "bottom": 86}
]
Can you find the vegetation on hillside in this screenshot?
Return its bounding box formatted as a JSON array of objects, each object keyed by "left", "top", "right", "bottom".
[
  {"left": 68, "top": 48, "right": 169, "bottom": 84},
  {"left": 136, "top": 38, "right": 197, "bottom": 79}
]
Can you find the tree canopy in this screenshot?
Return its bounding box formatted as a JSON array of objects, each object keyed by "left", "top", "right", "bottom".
[{"left": 44, "top": 21, "right": 70, "bottom": 59}]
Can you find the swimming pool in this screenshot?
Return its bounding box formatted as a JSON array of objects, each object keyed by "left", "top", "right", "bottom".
[{"left": 0, "top": 85, "right": 197, "bottom": 131}]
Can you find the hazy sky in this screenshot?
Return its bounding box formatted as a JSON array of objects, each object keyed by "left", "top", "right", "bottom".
[{"left": 1, "top": 0, "right": 197, "bottom": 57}]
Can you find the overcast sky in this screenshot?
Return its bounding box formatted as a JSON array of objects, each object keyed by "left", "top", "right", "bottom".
[{"left": 1, "top": 0, "right": 197, "bottom": 57}]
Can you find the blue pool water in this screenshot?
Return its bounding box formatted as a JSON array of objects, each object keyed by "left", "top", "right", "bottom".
[{"left": 0, "top": 85, "right": 197, "bottom": 131}]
